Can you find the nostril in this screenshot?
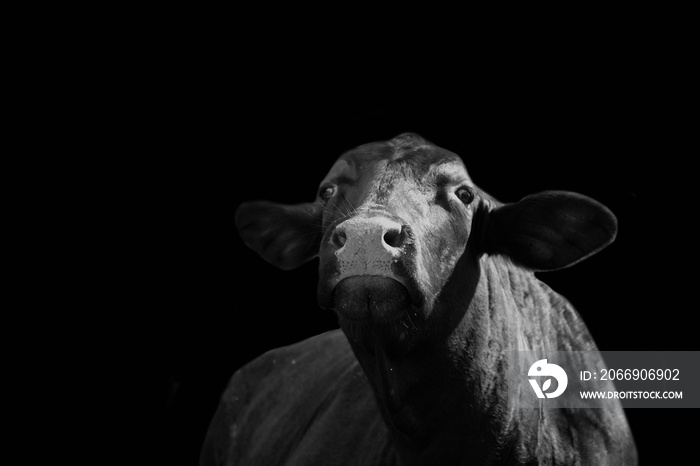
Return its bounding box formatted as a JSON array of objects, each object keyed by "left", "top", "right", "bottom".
[
  {"left": 383, "top": 226, "right": 405, "bottom": 248},
  {"left": 332, "top": 230, "right": 347, "bottom": 248}
]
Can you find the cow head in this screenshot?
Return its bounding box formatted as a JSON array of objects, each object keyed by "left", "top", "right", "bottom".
[{"left": 236, "top": 134, "right": 617, "bottom": 352}]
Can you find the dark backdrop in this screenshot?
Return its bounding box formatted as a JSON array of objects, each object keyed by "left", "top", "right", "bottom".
[{"left": 64, "top": 9, "right": 696, "bottom": 465}]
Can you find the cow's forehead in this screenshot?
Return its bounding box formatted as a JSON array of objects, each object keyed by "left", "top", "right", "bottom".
[{"left": 321, "top": 133, "right": 471, "bottom": 184}]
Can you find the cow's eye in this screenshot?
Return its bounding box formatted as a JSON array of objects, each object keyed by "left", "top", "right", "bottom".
[
  {"left": 319, "top": 185, "right": 336, "bottom": 203},
  {"left": 455, "top": 186, "right": 474, "bottom": 205}
]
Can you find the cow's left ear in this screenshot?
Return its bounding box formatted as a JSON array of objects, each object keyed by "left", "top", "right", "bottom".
[
  {"left": 235, "top": 201, "right": 323, "bottom": 270},
  {"left": 480, "top": 191, "right": 617, "bottom": 271}
]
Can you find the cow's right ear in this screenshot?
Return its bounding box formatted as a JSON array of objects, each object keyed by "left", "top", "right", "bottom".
[{"left": 235, "top": 201, "right": 324, "bottom": 270}]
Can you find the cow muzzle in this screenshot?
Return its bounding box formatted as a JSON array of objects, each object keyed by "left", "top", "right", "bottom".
[{"left": 318, "top": 215, "right": 419, "bottom": 322}]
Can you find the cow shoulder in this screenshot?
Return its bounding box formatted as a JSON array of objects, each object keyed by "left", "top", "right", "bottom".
[{"left": 200, "top": 329, "right": 398, "bottom": 466}]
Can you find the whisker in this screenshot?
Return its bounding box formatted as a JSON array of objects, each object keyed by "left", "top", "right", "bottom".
[
  {"left": 406, "top": 311, "right": 417, "bottom": 330},
  {"left": 337, "top": 193, "right": 354, "bottom": 216},
  {"left": 337, "top": 194, "right": 352, "bottom": 218}
]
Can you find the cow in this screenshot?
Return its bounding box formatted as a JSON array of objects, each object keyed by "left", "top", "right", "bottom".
[{"left": 201, "top": 133, "right": 637, "bottom": 465}]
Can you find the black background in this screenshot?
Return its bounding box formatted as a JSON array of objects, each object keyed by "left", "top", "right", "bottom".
[{"left": 25, "top": 6, "right": 695, "bottom": 465}]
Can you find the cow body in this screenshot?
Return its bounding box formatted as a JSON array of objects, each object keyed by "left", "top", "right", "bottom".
[
  {"left": 202, "top": 134, "right": 637, "bottom": 465},
  {"left": 201, "top": 330, "right": 398, "bottom": 465}
]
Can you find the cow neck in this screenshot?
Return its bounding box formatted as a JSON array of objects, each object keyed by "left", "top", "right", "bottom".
[
  {"left": 348, "top": 333, "right": 486, "bottom": 465},
  {"left": 345, "top": 254, "right": 588, "bottom": 465}
]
